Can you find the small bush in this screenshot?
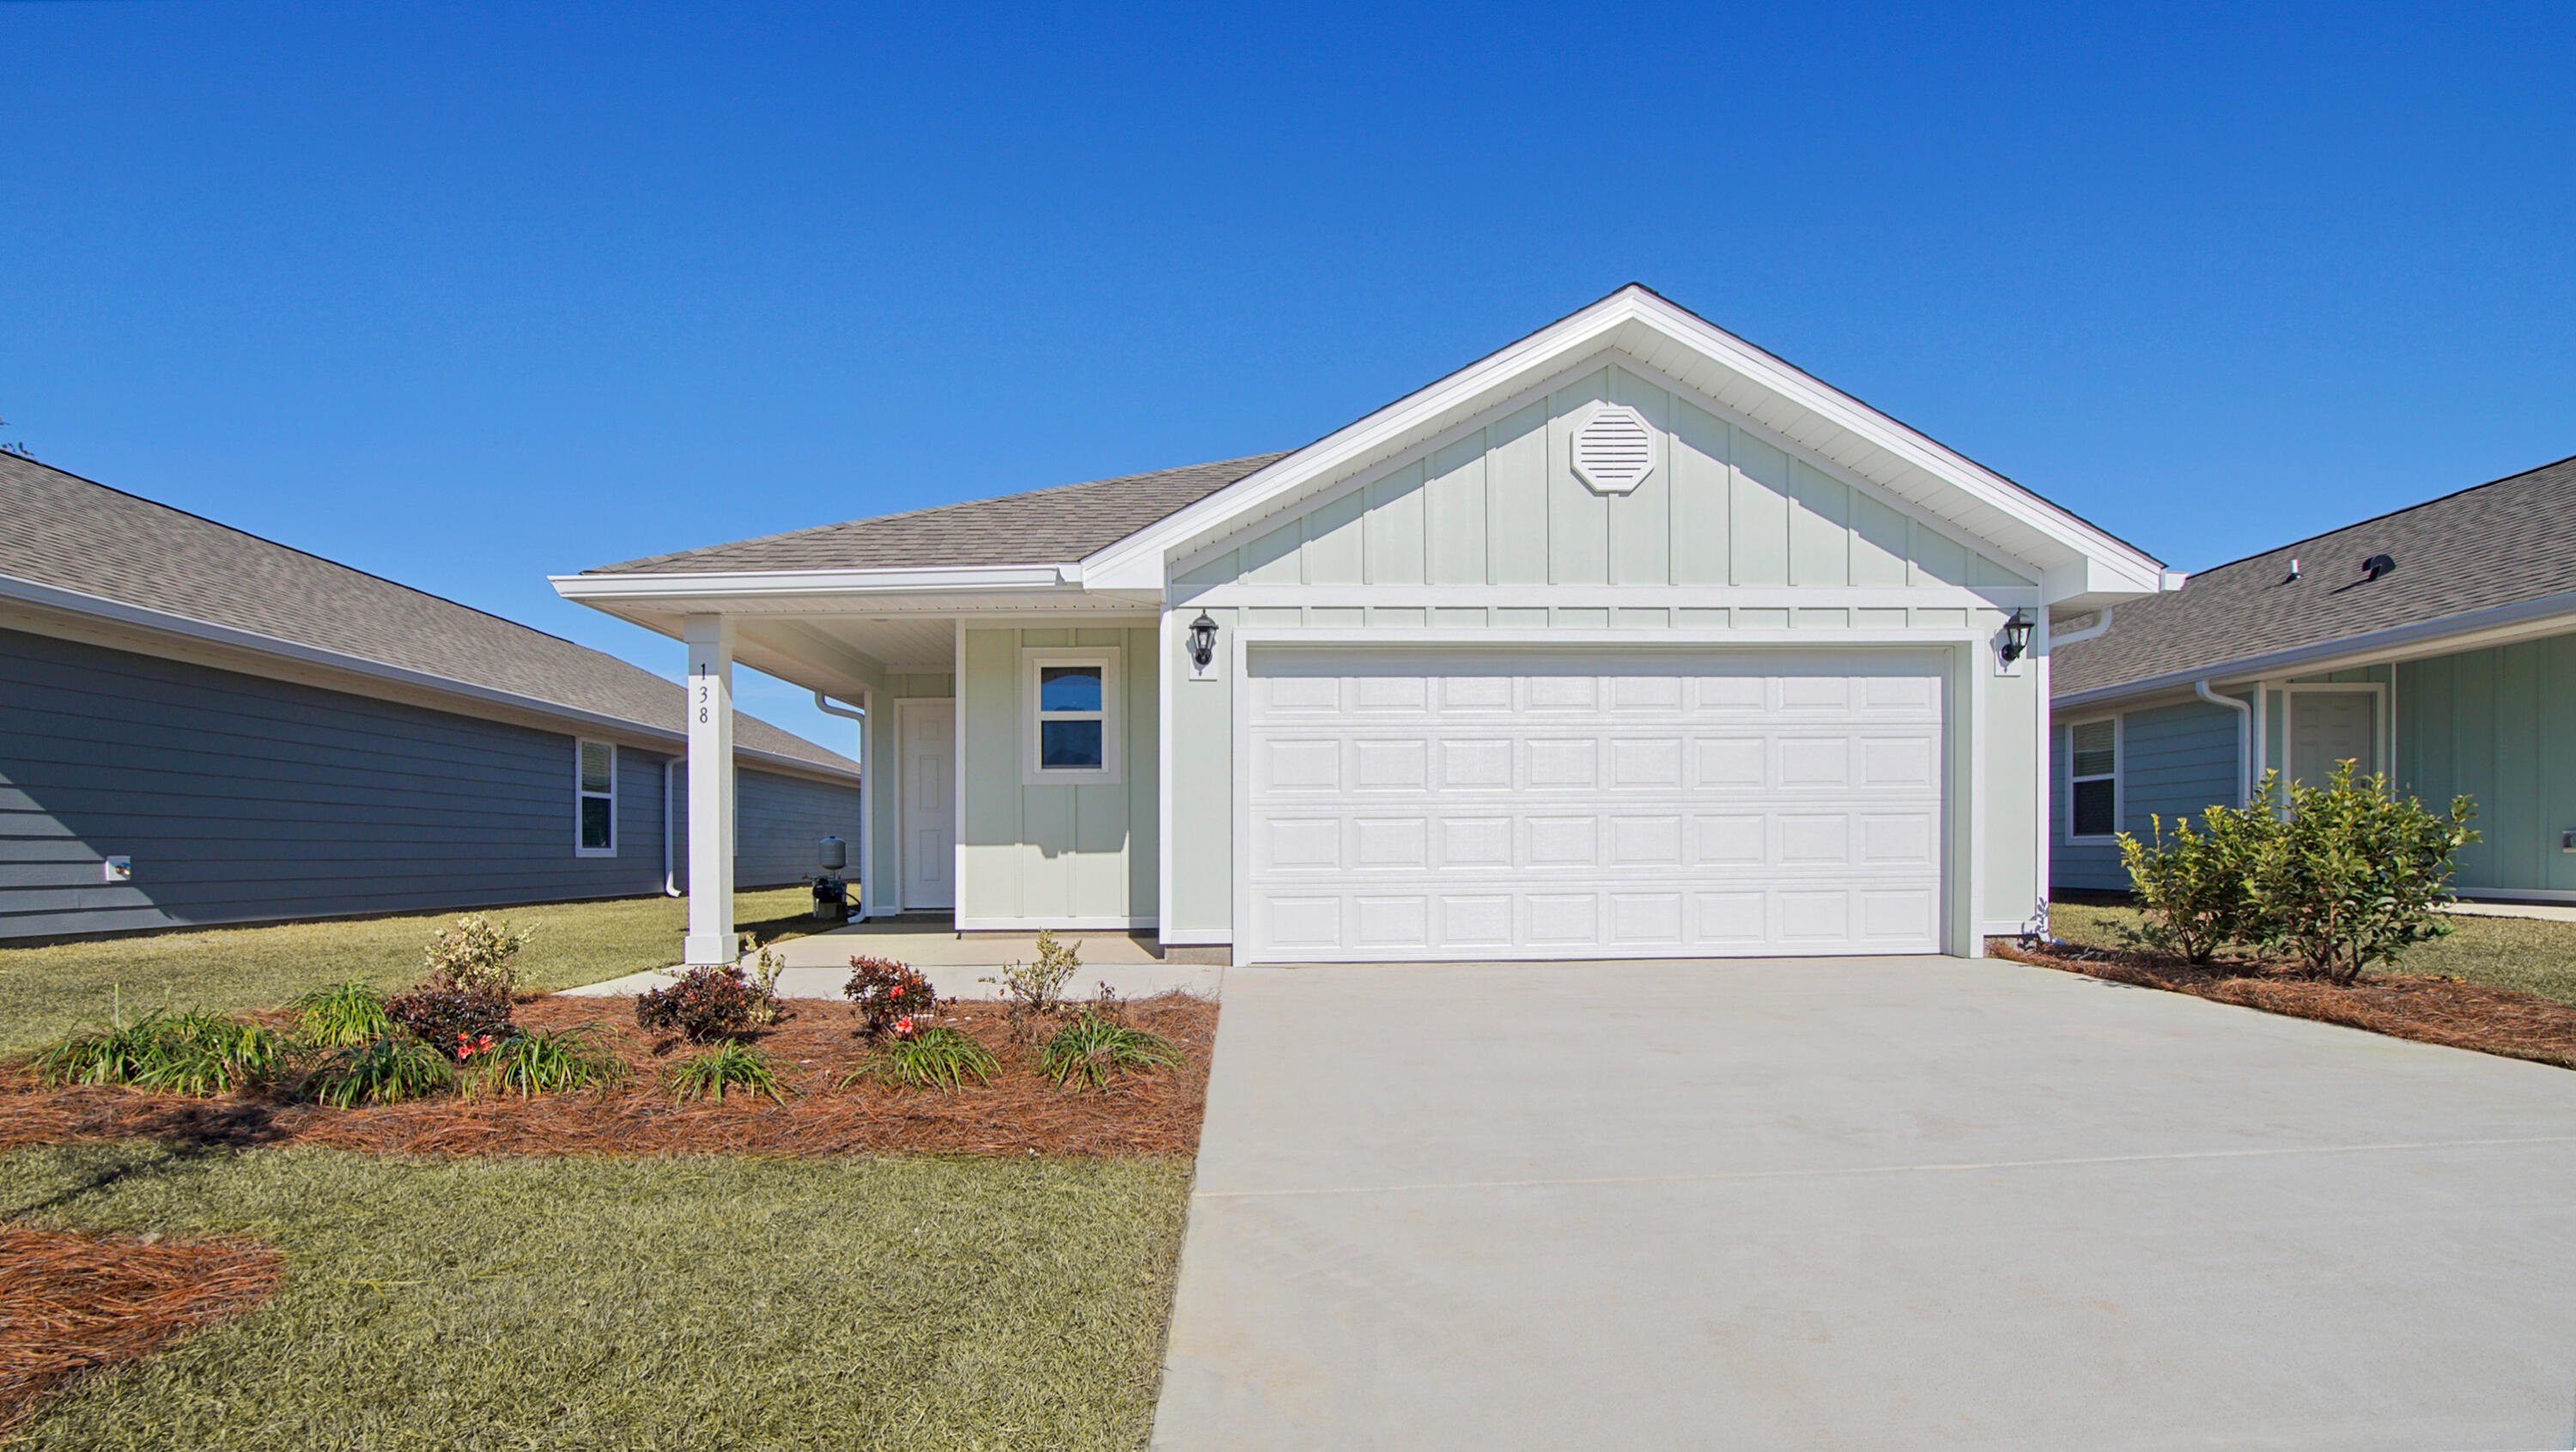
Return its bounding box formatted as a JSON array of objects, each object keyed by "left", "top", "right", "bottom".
[
  {"left": 289, "top": 981, "right": 394, "bottom": 1049},
  {"left": 461, "top": 1026, "right": 629, "bottom": 1098},
  {"left": 634, "top": 964, "right": 776, "bottom": 1043},
  {"left": 1035, "top": 1012, "right": 1181, "bottom": 1090},
  {"left": 422, "top": 914, "right": 538, "bottom": 996},
  {"left": 844, "top": 957, "right": 939, "bottom": 1039},
  {"left": 301, "top": 1034, "right": 455, "bottom": 1108},
  {"left": 2247, "top": 762, "right": 2479, "bottom": 985},
  {"left": 2117, "top": 804, "right": 2271, "bottom": 964},
  {"left": 33, "top": 1007, "right": 283, "bottom": 1095},
  {"left": 742, "top": 936, "right": 787, "bottom": 1024},
  {"left": 665, "top": 1042, "right": 793, "bottom": 1104},
  {"left": 982, "top": 929, "right": 1082, "bottom": 1038},
  {"left": 844, "top": 1025, "right": 999, "bottom": 1092},
  {"left": 387, "top": 987, "right": 516, "bottom": 1062}
]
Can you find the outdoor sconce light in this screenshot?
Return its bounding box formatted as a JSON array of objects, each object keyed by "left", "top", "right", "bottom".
[
  {"left": 1188, "top": 612, "right": 1219, "bottom": 671},
  {"left": 1998, "top": 608, "right": 2035, "bottom": 665}
]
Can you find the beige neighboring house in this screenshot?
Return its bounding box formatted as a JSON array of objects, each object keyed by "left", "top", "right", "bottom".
[{"left": 556, "top": 284, "right": 2172, "bottom": 967}]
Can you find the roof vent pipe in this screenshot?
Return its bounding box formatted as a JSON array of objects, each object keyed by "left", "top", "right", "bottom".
[
  {"left": 2287, "top": 558, "right": 2302, "bottom": 581},
  {"left": 2196, "top": 681, "right": 2254, "bottom": 807}
]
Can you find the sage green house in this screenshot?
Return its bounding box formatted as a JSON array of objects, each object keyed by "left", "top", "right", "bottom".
[
  {"left": 2051, "top": 453, "right": 2576, "bottom": 905},
  {"left": 557, "top": 285, "right": 2171, "bottom": 965}
]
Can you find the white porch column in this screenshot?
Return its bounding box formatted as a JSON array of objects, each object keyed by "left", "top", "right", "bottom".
[{"left": 682, "top": 614, "right": 738, "bottom": 966}]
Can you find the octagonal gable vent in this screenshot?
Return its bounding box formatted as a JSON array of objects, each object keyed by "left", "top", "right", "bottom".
[{"left": 1571, "top": 402, "right": 1656, "bottom": 495}]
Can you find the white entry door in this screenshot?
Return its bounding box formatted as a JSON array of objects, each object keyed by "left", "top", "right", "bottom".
[
  {"left": 1243, "top": 648, "right": 1948, "bottom": 963},
  {"left": 897, "top": 700, "right": 956, "bottom": 911},
  {"left": 2289, "top": 690, "right": 2379, "bottom": 787}
]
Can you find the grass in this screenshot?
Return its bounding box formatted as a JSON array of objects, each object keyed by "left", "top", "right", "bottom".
[
  {"left": 0, "top": 886, "right": 819, "bottom": 1058},
  {"left": 0, "top": 1142, "right": 1194, "bottom": 1451},
  {"left": 2046, "top": 897, "right": 2576, "bottom": 1006}
]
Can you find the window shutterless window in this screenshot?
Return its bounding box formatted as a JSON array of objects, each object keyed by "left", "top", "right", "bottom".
[
  {"left": 576, "top": 740, "right": 617, "bottom": 855},
  {"left": 1022, "top": 649, "right": 1121, "bottom": 785},
  {"left": 2068, "top": 719, "right": 2117, "bottom": 841}
]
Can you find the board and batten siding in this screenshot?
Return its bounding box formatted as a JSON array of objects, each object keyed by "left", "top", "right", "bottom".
[
  {"left": 2397, "top": 629, "right": 2576, "bottom": 896},
  {"left": 2050, "top": 697, "right": 2245, "bottom": 894},
  {"left": 0, "top": 627, "right": 860, "bottom": 939},
  {"left": 1159, "top": 358, "right": 2047, "bottom": 947},
  {"left": 957, "top": 627, "right": 1157, "bottom": 926}
]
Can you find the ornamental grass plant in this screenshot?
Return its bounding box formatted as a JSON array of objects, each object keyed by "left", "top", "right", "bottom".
[
  {"left": 664, "top": 1042, "right": 793, "bottom": 1104},
  {"left": 844, "top": 1025, "right": 999, "bottom": 1092},
  {"left": 1036, "top": 1012, "right": 1182, "bottom": 1090}
]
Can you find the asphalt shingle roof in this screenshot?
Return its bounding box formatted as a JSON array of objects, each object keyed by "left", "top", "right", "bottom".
[
  {"left": 590, "top": 453, "right": 1291, "bottom": 574},
  {"left": 0, "top": 453, "right": 857, "bottom": 774},
  {"left": 2052, "top": 453, "right": 2576, "bottom": 697}
]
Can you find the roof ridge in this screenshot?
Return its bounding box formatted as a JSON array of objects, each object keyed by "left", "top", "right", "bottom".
[{"left": 2170, "top": 451, "right": 2576, "bottom": 580}]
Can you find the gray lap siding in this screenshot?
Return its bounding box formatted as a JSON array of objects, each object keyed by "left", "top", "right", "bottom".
[
  {"left": 0, "top": 629, "right": 860, "bottom": 939},
  {"left": 2050, "top": 698, "right": 2243, "bottom": 894}
]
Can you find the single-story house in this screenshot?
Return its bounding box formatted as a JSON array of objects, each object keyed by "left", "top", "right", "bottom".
[
  {"left": 0, "top": 453, "right": 865, "bottom": 940},
  {"left": 2050, "top": 453, "right": 2576, "bottom": 903},
  {"left": 557, "top": 284, "right": 2174, "bottom": 967}
]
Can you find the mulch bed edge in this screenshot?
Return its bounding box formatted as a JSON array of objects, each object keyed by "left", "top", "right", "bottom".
[
  {"left": 1989, "top": 939, "right": 2576, "bottom": 1071},
  {"left": 0, "top": 1226, "right": 284, "bottom": 1437}
]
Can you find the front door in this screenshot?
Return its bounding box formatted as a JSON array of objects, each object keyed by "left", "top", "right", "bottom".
[
  {"left": 2289, "top": 690, "right": 2378, "bottom": 787},
  {"left": 897, "top": 700, "right": 956, "bottom": 911}
]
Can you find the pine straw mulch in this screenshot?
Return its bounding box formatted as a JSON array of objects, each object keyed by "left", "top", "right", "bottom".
[
  {"left": 0, "top": 1226, "right": 284, "bottom": 1437},
  {"left": 0, "top": 993, "right": 1217, "bottom": 1160},
  {"left": 1990, "top": 939, "right": 2576, "bottom": 1070}
]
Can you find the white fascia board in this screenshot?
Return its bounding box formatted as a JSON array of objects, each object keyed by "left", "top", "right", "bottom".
[
  {"left": 0, "top": 572, "right": 862, "bottom": 786},
  {"left": 2053, "top": 590, "right": 2576, "bottom": 709},
  {"left": 1080, "top": 284, "right": 2169, "bottom": 595},
  {"left": 550, "top": 563, "right": 1078, "bottom": 603}
]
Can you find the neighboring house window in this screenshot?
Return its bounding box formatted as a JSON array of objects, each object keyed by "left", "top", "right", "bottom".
[
  {"left": 577, "top": 740, "right": 617, "bottom": 856},
  {"left": 2067, "top": 719, "right": 2118, "bottom": 842},
  {"left": 1023, "top": 649, "right": 1121, "bottom": 785}
]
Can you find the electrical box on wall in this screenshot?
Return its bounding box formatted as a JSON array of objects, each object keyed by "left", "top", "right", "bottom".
[{"left": 102, "top": 856, "right": 132, "bottom": 883}]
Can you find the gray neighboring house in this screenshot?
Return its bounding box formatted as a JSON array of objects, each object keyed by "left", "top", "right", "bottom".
[
  {"left": 0, "top": 453, "right": 863, "bottom": 940},
  {"left": 2050, "top": 453, "right": 2576, "bottom": 903}
]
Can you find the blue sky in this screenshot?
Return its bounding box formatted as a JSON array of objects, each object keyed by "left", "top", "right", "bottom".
[{"left": 5, "top": 0, "right": 2570, "bottom": 752}]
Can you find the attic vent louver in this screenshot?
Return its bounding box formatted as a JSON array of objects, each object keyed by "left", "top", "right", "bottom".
[{"left": 1571, "top": 403, "right": 1657, "bottom": 495}]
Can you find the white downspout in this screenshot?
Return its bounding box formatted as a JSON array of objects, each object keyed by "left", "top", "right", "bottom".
[
  {"left": 812, "top": 690, "right": 868, "bottom": 919},
  {"left": 2196, "top": 681, "right": 2254, "bottom": 808},
  {"left": 660, "top": 756, "right": 680, "bottom": 896}
]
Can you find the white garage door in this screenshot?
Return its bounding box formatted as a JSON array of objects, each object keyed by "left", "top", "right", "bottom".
[{"left": 1243, "top": 648, "right": 1947, "bottom": 962}]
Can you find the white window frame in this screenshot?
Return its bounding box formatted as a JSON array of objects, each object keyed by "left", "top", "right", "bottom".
[
  {"left": 2063, "top": 714, "right": 2122, "bottom": 845},
  {"left": 575, "top": 739, "right": 618, "bottom": 857},
  {"left": 1021, "top": 647, "right": 1121, "bottom": 787}
]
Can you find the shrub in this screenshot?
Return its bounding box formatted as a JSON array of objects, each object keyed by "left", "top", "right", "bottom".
[
  {"left": 289, "top": 981, "right": 394, "bottom": 1049},
  {"left": 665, "top": 1042, "right": 793, "bottom": 1103},
  {"left": 33, "top": 1006, "right": 284, "bottom": 1096},
  {"left": 422, "top": 914, "right": 539, "bottom": 996},
  {"left": 2245, "top": 762, "right": 2478, "bottom": 985},
  {"left": 2117, "top": 804, "right": 2272, "bottom": 964},
  {"left": 844, "top": 957, "right": 939, "bottom": 1039},
  {"left": 301, "top": 1034, "right": 455, "bottom": 1108},
  {"left": 387, "top": 987, "right": 517, "bottom": 1062},
  {"left": 1035, "top": 1012, "right": 1181, "bottom": 1090},
  {"left": 844, "top": 1025, "right": 999, "bottom": 1091},
  {"left": 981, "top": 928, "right": 1082, "bottom": 1036},
  {"left": 634, "top": 964, "right": 775, "bottom": 1043},
  {"left": 742, "top": 936, "right": 787, "bottom": 1025},
  {"left": 461, "top": 1026, "right": 629, "bottom": 1098}
]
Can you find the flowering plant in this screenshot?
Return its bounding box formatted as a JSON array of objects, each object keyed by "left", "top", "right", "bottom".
[
  {"left": 845, "top": 957, "right": 940, "bottom": 1039},
  {"left": 634, "top": 963, "right": 777, "bottom": 1043},
  {"left": 387, "top": 987, "right": 514, "bottom": 1062}
]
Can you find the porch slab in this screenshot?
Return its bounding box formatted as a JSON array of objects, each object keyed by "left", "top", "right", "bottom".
[{"left": 557, "top": 919, "right": 1223, "bottom": 1000}]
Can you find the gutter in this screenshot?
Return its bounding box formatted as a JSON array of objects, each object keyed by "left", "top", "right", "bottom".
[
  {"left": 0, "top": 571, "right": 860, "bottom": 786},
  {"left": 550, "top": 563, "right": 1081, "bottom": 602},
  {"left": 2054, "top": 586, "right": 2576, "bottom": 710}
]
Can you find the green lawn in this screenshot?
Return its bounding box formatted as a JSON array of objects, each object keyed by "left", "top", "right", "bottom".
[
  {"left": 3, "top": 1143, "right": 1192, "bottom": 1451},
  {"left": 2046, "top": 897, "right": 2576, "bottom": 1006},
  {"left": 0, "top": 888, "right": 821, "bottom": 1057}
]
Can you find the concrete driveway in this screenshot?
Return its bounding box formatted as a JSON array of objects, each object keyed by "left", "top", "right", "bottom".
[{"left": 1152, "top": 956, "right": 2576, "bottom": 1450}]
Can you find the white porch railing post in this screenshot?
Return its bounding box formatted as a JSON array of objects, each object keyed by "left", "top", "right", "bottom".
[{"left": 682, "top": 614, "right": 738, "bottom": 966}]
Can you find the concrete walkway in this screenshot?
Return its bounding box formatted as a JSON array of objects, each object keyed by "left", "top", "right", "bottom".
[
  {"left": 561, "top": 919, "right": 1223, "bottom": 1000},
  {"left": 1153, "top": 956, "right": 2576, "bottom": 1450}
]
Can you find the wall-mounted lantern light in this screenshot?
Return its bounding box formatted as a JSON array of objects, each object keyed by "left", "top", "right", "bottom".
[
  {"left": 1998, "top": 608, "right": 2035, "bottom": 665},
  {"left": 1188, "top": 612, "right": 1219, "bottom": 671}
]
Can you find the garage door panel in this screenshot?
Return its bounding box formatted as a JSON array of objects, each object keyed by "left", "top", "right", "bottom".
[{"left": 1246, "top": 649, "right": 1946, "bottom": 961}]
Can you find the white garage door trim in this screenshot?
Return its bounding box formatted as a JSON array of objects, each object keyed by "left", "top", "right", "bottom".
[{"left": 1230, "top": 632, "right": 1983, "bottom": 964}]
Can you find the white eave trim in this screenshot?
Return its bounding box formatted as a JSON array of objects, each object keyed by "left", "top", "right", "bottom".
[
  {"left": 0, "top": 572, "right": 862, "bottom": 784},
  {"left": 1077, "top": 284, "right": 2168, "bottom": 595},
  {"left": 2054, "top": 588, "right": 2576, "bottom": 709},
  {"left": 551, "top": 563, "right": 1080, "bottom": 601}
]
